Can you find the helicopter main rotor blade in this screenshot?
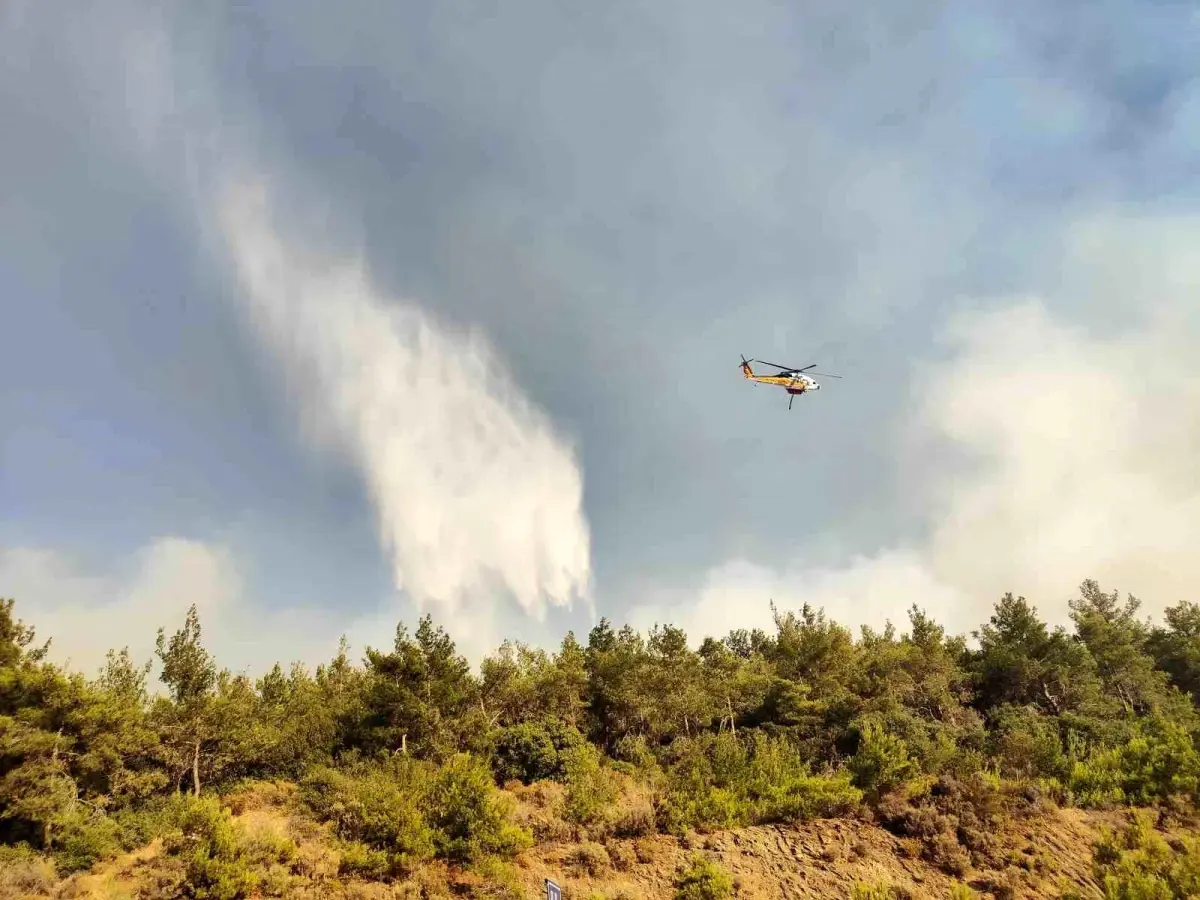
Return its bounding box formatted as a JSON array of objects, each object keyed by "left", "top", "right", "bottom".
[
  {"left": 808, "top": 371, "right": 842, "bottom": 378},
  {"left": 754, "top": 360, "right": 823, "bottom": 375}
]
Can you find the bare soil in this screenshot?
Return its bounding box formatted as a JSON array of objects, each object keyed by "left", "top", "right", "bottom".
[
  {"left": 12, "top": 788, "right": 1142, "bottom": 900},
  {"left": 505, "top": 807, "right": 1121, "bottom": 899}
]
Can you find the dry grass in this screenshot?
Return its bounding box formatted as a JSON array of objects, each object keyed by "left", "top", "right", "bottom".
[
  {"left": 0, "top": 852, "right": 56, "bottom": 900},
  {"left": 6, "top": 777, "right": 1178, "bottom": 900},
  {"left": 508, "top": 780, "right": 575, "bottom": 843}
]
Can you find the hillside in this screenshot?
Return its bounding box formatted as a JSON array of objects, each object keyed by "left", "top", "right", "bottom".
[
  {"left": 6, "top": 780, "right": 1190, "bottom": 899},
  {"left": 3, "top": 580, "right": 1200, "bottom": 899}
]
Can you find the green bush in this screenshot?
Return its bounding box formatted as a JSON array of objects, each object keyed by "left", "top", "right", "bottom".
[
  {"left": 300, "top": 758, "right": 435, "bottom": 875},
  {"left": 753, "top": 767, "right": 862, "bottom": 824},
  {"left": 673, "top": 854, "right": 734, "bottom": 900},
  {"left": 562, "top": 743, "right": 621, "bottom": 828},
  {"left": 490, "top": 718, "right": 586, "bottom": 785},
  {"left": 162, "top": 795, "right": 260, "bottom": 900},
  {"left": 336, "top": 839, "right": 394, "bottom": 879},
  {"left": 113, "top": 793, "right": 190, "bottom": 851},
  {"left": 848, "top": 719, "right": 917, "bottom": 801},
  {"left": 986, "top": 705, "right": 1068, "bottom": 781},
  {"left": 657, "top": 732, "right": 862, "bottom": 834},
  {"left": 1090, "top": 811, "right": 1200, "bottom": 899},
  {"left": 300, "top": 754, "right": 529, "bottom": 871},
  {"left": 426, "top": 753, "right": 532, "bottom": 864},
  {"left": 850, "top": 882, "right": 893, "bottom": 900},
  {"left": 50, "top": 810, "right": 123, "bottom": 874},
  {"left": 1068, "top": 718, "right": 1200, "bottom": 808}
]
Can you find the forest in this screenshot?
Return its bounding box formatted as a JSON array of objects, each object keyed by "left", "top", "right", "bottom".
[{"left": 3, "top": 580, "right": 1200, "bottom": 899}]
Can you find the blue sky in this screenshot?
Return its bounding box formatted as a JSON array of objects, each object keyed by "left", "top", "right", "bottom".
[{"left": 3, "top": 0, "right": 1200, "bottom": 674}]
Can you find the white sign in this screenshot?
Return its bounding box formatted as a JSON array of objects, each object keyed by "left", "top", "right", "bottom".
[{"left": 545, "top": 878, "right": 562, "bottom": 900}]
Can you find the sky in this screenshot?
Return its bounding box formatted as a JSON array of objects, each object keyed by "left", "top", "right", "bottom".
[{"left": 2, "top": 0, "right": 1199, "bottom": 678}]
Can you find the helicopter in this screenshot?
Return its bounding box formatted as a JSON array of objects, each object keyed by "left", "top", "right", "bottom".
[{"left": 739, "top": 355, "right": 842, "bottom": 409}]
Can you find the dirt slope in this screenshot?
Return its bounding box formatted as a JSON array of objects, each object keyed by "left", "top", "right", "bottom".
[
  {"left": 30, "top": 791, "right": 1134, "bottom": 900},
  {"left": 506, "top": 808, "right": 1116, "bottom": 899}
]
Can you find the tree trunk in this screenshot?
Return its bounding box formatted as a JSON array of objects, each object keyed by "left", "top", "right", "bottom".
[
  {"left": 192, "top": 739, "right": 202, "bottom": 797},
  {"left": 1116, "top": 684, "right": 1133, "bottom": 715},
  {"left": 1039, "top": 681, "right": 1063, "bottom": 715},
  {"left": 45, "top": 729, "right": 62, "bottom": 848},
  {"left": 401, "top": 733, "right": 407, "bottom": 755}
]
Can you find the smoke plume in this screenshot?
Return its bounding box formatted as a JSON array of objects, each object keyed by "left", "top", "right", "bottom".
[
  {"left": 216, "top": 183, "right": 593, "bottom": 626},
  {"left": 635, "top": 212, "right": 1200, "bottom": 641}
]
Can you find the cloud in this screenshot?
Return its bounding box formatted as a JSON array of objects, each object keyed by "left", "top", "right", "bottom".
[
  {"left": 915, "top": 216, "right": 1200, "bottom": 623},
  {"left": 3, "top": 535, "right": 577, "bottom": 680},
  {"left": 4, "top": 538, "right": 263, "bottom": 676},
  {"left": 630, "top": 550, "right": 964, "bottom": 640},
  {"left": 214, "top": 181, "right": 593, "bottom": 637},
  {"left": 639, "top": 212, "right": 1200, "bottom": 641},
  {"left": 0, "top": 536, "right": 442, "bottom": 679}
]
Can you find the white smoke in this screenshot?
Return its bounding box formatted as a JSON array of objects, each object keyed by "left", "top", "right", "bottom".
[
  {"left": 215, "top": 182, "right": 592, "bottom": 627},
  {"left": 6, "top": 2, "right": 595, "bottom": 649},
  {"left": 637, "top": 212, "right": 1200, "bottom": 641},
  {"left": 1, "top": 537, "right": 380, "bottom": 678}
]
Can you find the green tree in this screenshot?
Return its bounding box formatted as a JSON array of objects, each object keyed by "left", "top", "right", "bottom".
[
  {"left": 584, "top": 619, "right": 650, "bottom": 751},
  {"left": 1070, "top": 580, "right": 1178, "bottom": 717},
  {"left": 645, "top": 624, "right": 712, "bottom": 742},
  {"left": 0, "top": 605, "right": 141, "bottom": 867},
  {"left": 361, "top": 616, "right": 482, "bottom": 760},
  {"left": 153, "top": 605, "right": 220, "bottom": 795},
  {"left": 0, "top": 597, "right": 50, "bottom": 666},
  {"left": 971, "top": 593, "right": 1104, "bottom": 718},
  {"left": 1148, "top": 601, "right": 1200, "bottom": 705}
]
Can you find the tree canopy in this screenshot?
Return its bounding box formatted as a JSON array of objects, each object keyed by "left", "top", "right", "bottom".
[{"left": 2, "top": 579, "right": 1199, "bottom": 889}]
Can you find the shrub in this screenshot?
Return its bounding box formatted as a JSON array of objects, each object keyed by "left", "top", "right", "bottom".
[
  {"left": 752, "top": 767, "right": 862, "bottom": 825},
  {"left": 848, "top": 719, "right": 918, "bottom": 801},
  {"left": 986, "top": 705, "right": 1068, "bottom": 782},
  {"left": 610, "top": 781, "right": 657, "bottom": 838},
  {"left": 425, "top": 753, "right": 532, "bottom": 864},
  {"left": 567, "top": 841, "right": 611, "bottom": 876},
  {"left": 300, "top": 759, "right": 435, "bottom": 875},
  {"left": 1090, "top": 810, "right": 1200, "bottom": 899},
  {"left": 0, "top": 844, "right": 56, "bottom": 898},
  {"left": 113, "top": 793, "right": 190, "bottom": 851},
  {"left": 673, "top": 854, "right": 734, "bottom": 900},
  {"left": 472, "top": 857, "right": 526, "bottom": 899},
  {"left": 50, "top": 809, "right": 123, "bottom": 874},
  {"left": 874, "top": 773, "right": 1018, "bottom": 876},
  {"left": 562, "top": 743, "right": 621, "bottom": 829},
  {"left": 1068, "top": 718, "right": 1200, "bottom": 809},
  {"left": 656, "top": 732, "right": 862, "bottom": 835},
  {"left": 161, "top": 795, "right": 260, "bottom": 900},
  {"left": 490, "top": 719, "right": 587, "bottom": 785},
  {"left": 508, "top": 779, "right": 574, "bottom": 843},
  {"left": 612, "top": 733, "right": 659, "bottom": 773}
]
